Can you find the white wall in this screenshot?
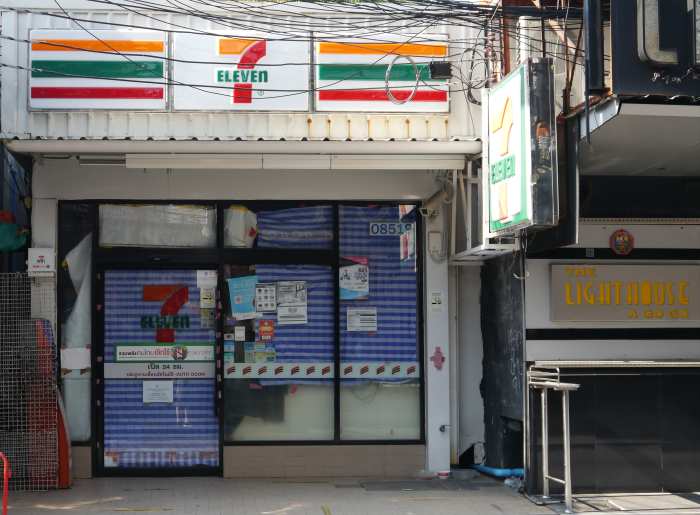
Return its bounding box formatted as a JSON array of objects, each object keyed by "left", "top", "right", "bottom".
[
  {"left": 457, "top": 265, "right": 485, "bottom": 463},
  {"left": 424, "top": 208, "right": 451, "bottom": 473},
  {"left": 34, "top": 158, "right": 442, "bottom": 201}
]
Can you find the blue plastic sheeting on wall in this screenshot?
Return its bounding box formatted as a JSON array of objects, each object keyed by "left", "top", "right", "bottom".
[
  {"left": 103, "top": 269, "right": 219, "bottom": 469},
  {"left": 255, "top": 264, "right": 334, "bottom": 363},
  {"left": 339, "top": 206, "right": 418, "bottom": 365},
  {"left": 257, "top": 205, "right": 334, "bottom": 250}
]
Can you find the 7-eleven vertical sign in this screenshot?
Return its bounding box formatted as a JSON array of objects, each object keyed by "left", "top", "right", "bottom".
[{"left": 173, "top": 33, "right": 310, "bottom": 110}]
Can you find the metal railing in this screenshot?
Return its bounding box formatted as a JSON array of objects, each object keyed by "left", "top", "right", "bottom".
[{"left": 528, "top": 366, "right": 580, "bottom": 514}]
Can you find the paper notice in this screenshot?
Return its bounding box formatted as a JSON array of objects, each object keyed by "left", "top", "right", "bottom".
[
  {"left": 347, "top": 308, "right": 378, "bottom": 332},
  {"left": 197, "top": 270, "right": 217, "bottom": 289},
  {"left": 277, "top": 281, "right": 308, "bottom": 325},
  {"left": 143, "top": 380, "right": 174, "bottom": 403},
  {"left": 200, "top": 287, "right": 215, "bottom": 309}
]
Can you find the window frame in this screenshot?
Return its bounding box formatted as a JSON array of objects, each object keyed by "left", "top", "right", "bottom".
[{"left": 58, "top": 199, "right": 425, "bottom": 448}]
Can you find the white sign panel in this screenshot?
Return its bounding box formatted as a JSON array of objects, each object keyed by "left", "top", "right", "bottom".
[
  {"left": 28, "top": 247, "right": 55, "bottom": 275},
  {"left": 315, "top": 35, "right": 449, "bottom": 112},
  {"left": 173, "top": 33, "right": 309, "bottom": 110},
  {"left": 104, "top": 362, "right": 215, "bottom": 379},
  {"left": 143, "top": 380, "right": 174, "bottom": 403},
  {"left": 29, "top": 30, "right": 167, "bottom": 110},
  {"left": 116, "top": 344, "right": 214, "bottom": 362},
  {"left": 485, "top": 63, "right": 531, "bottom": 235}
]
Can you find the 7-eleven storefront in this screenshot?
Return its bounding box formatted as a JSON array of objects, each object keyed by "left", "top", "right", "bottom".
[
  {"left": 12, "top": 138, "right": 475, "bottom": 478},
  {"left": 3, "top": 11, "right": 479, "bottom": 477}
]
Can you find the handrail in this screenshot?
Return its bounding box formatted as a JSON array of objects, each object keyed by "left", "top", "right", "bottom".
[
  {"left": 0, "top": 452, "right": 10, "bottom": 515},
  {"left": 528, "top": 366, "right": 580, "bottom": 514}
]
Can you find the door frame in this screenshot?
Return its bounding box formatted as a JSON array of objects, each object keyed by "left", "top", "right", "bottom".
[{"left": 93, "top": 262, "right": 224, "bottom": 477}]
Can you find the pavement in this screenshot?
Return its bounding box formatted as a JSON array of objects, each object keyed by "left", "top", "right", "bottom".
[
  {"left": 8, "top": 474, "right": 551, "bottom": 515},
  {"left": 10, "top": 475, "right": 700, "bottom": 515}
]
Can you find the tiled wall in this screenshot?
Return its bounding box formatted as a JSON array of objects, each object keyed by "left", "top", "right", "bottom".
[{"left": 224, "top": 445, "right": 425, "bottom": 478}]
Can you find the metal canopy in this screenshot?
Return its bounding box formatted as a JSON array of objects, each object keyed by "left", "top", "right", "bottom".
[{"left": 578, "top": 100, "right": 700, "bottom": 176}]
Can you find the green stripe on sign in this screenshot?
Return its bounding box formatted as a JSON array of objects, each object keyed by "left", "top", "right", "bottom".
[
  {"left": 318, "top": 63, "right": 435, "bottom": 82},
  {"left": 31, "top": 60, "right": 164, "bottom": 78}
]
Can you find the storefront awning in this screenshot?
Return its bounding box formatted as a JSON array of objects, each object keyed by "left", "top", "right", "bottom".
[{"left": 578, "top": 100, "right": 700, "bottom": 176}]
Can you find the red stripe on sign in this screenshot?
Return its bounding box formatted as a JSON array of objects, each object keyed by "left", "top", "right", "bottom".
[
  {"left": 319, "top": 89, "right": 447, "bottom": 102},
  {"left": 233, "top": 83, "right": 253, "bottom": 104},
  {"left": 31, "top": 87, "right": 164, "bottom": 99}
]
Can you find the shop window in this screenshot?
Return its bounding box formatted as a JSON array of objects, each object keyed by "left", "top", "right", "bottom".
[
  {"left": 223, "top": 264, "right": 334, "bottom": 441},
  {"left": 58, "top": 203, "right": 96, "bottom": 442},
  {"left": 338, "top": 205, "right": 421, "bottom": 440},
  {"left": 99, "top": 204, "right": 216, "bottom": 247},
  {"left": 224, "top": 204, "right": 334, "bottom": 250}
]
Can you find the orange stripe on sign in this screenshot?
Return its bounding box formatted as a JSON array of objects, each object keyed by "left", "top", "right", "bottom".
[
  {"left": 218, "top": 38, "right": 259, "bottom": 55},
  {"left": 31, "top": 39, "right": 164, "bottom": 52},
  {"left": 319, "top": 41, "right": 447, "bottom": 57}
]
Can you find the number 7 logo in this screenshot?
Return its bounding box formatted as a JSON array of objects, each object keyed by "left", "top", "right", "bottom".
[
  {"left": 143, "top": 285, "right": 189, "bottom": 343},
  {"left": 219, "top": 38, "right": 268, "bottom": 104}
]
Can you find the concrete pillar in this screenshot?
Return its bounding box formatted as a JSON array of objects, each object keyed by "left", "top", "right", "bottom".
[{"left": 424, "top": 208, "right": 450, "bottom": 473}]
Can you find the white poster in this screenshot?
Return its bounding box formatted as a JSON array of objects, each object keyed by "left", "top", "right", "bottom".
[
  {"left": 173, "top": 33, "right": 310, "bottom": 110},
  {"left": 143, "top": 381, "right": 174, "bottom": 403},
  {"left": 277, "top": 281, "right": 308, "bottom": 325},
  {"left": 347, "top": 308, "right": 378, "bottom": 332}
]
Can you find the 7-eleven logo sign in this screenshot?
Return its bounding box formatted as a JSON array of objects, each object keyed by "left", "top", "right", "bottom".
[
  {"left": 216, "top": 38, "right": 268, "bottom": 104},
  {"left": 142, "top": 285, "right": 190, "bottom": 343}
]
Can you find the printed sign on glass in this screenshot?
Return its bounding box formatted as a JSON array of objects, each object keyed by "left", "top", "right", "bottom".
[
  {"left": 29, "top": 30, "right": 167, "bottom": 109},
  {"left": 173, "top": 33, "right": 309, "bottom": 110},
  {"left": 340, "top": 257, "right": 369, "bottom": 300},
  {"left": 315, "top": 35, "right": 449, "bottom": 112}
]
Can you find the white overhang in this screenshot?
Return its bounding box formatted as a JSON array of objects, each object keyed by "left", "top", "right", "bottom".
[
  {"left": 7, "top": 140, "right": 479, "bottom": 170},
  {"left": 578, "top": 100, "right": 700, "bottom": 176}
]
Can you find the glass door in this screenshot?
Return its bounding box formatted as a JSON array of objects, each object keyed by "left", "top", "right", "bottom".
[{"left": 100, "top": 268, "right": 220, "bottom": 472}]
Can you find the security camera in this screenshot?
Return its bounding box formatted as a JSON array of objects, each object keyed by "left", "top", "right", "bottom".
[{"left": 419, "top": 207, "right": 438, "bottom": 218}]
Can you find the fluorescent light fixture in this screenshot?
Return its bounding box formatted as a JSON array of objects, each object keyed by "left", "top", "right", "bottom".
[
  {"left": 78, "top": 155, "right": 126, "bottom": 166},
  {"left": 122, "top": 153, "right": 466, "bottom": 170},
  {"left": 126, "top": 154, "right": 261, "bottom": 169},
  {"left": 330, "top": 154, "right": 465, "bottom": 170}
]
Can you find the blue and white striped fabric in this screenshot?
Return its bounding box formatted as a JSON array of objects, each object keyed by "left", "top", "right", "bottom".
[
  {"left": 256, "top": 205, "right": 334, "bottom": 250},
  {"left": 104, "top": 270, "right": 219, "bottom": 469},
  {"left": 339, "top": 206, "right": 418, "bottom": 364},
  {"left": 256, "top": 264, "right": 334, "bottom": 363}
]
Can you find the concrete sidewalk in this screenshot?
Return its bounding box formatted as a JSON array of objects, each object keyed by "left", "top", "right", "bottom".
[{"left": 8, "top": 475, "right": 550, "bottom": 515}]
